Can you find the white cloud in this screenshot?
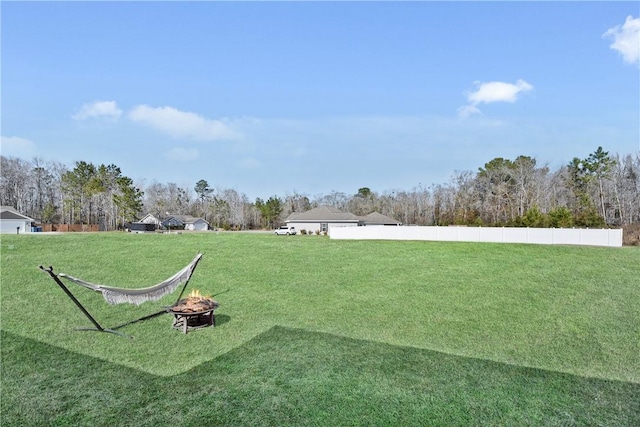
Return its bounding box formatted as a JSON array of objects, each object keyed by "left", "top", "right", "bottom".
[
  {"left": 458, "top": 79, "right": 533, "bottom": 118},
  {"left": 456, "top": 105, "right": 482, "bottom": 119},
  {"left": 128, "top": 105, "right": 239, "bottom": 141},
  {"left": 72, "top": 101, "right": 122, "bottom": 120},
  {"left": 467, "top": 79, "right": 534, "bottom": 105},
  {"left": 603, "top": 15, "right": 640, "bottom": 66},
  {"left": 165, "top": 147, "right": 199, "bottom": 162},
  {"left": 0, "top": 136, "right": 37, "bottom": 158}
]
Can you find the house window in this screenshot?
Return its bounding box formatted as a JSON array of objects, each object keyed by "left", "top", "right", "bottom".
[{"left": 321, "top": 223, "right": 328, "bottom": 232}]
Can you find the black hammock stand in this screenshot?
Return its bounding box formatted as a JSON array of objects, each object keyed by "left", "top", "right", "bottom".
[{"left": 39, "top": 253, "right": 203, "bottom": 339}]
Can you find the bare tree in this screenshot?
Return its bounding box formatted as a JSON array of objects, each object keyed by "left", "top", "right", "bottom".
[
  {"left": 347, "top": 187, "right": 377, "bottom": 216},
  {"left": 314, "top": 191, "right": 349, "bottom": 211},
  {"left": 283, "top": 192, "right": 312, "bottom": 218},
  {"left": 612, "top": 153, "right": 640, "bottom": 225},
  {"left": 221, "top": 188, "right": 248, "bottom": 229},
  {"left": 0, "top": 156, "right": 31, "bottom": 213}
]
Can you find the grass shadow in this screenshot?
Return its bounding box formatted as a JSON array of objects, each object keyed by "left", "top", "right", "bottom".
[
  {"left": 214, "top": 314, "right": 231, "bottom": 326},
  {"left": 2, "top": 327, "right": 638, "bottom": 426}
]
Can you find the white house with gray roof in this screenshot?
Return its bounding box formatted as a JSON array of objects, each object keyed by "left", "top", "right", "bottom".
[
  {"left": 161, "top": 215, "right": 209, "bottom": 231},
  {"left": 0, "top": 206, "right": 35, "bottom": 234},
  {"left": 285, "top": 206, "right": 401, "bottom": 234},
  {"left": 138, "top": 213, "right": 162, "bottom": 227}
]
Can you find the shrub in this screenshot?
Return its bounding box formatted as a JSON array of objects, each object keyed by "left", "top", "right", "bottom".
[
  {"left": 548, "top": 207, "right": 574, "bottom": 228},
  {"left": 574, "top": 207, "right": 606, "bottom": 228}
]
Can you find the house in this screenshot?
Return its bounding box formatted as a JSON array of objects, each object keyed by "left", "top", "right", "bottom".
[
  {"left": 285, "top": 206, "right": 401, "bottom": 234},
  {"left": 138, "top": 213, "right": 162, "bottom": 228},
  {"left": 161, "top": 215, "right": 209, "bottom": 231},
  {"left": 361, "top": 212, "right": 402, "bottom": 226},
  {"left": 286, "top": 206, "right": 361, "bottom": 234},
  {"left": 0, "top": 206, "right": 35, "bottom": 234}
]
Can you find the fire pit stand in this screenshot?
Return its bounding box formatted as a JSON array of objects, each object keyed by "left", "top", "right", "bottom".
[
  {"left": 171, "top": 308, "right": 217, "bottom": 334},
  {"left": 167, "top": 296, "right": 219, "bottom": 334}
]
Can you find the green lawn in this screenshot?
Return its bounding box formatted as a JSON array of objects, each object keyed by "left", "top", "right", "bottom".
[{"left": 1, "top": 232, "right": 639, "bottom": 426}]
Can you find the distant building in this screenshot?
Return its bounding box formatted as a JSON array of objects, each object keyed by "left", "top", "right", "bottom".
[
  {"left": 161, "top": 215, "right": 209, "bottom": 231},
  {"left": 138, "top": 213, "right": 162, "bottom": 228},
  {"left": 0, "top": 206, "right": 35, "bottom": 234},
  {"left": 285, "top": 206, "right": 401, "bottom": 234}
]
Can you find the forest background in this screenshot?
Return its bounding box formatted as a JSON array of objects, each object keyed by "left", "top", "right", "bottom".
[{"left": 1, "top": 147, "right": 639, "bottom": 244}]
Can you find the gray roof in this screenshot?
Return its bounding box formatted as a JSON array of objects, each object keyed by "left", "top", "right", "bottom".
[
  {"left": 162, "top": 215, "right": 209, "bottom": 225},
  {"left": 0, "top": 207, "right": 34, "bottom": 221},
  {"left": 286, "top": 206, "right": 361, "bottom": 222},
  {"left": 286, "top": 206, "right": 401, "bottom": 225},
  {"left": 362, "top": 212, "right": 402, "bottom": 225},
  {"left": 139, "top": 213, "right": 162, "bottom": 224}
]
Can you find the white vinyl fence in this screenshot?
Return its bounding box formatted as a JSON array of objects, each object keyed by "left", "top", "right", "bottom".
[{"left": 329, "top": 225, "right": 623, "bottom": 247}]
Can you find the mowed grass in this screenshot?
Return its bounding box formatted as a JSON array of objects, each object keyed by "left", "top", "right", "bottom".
[{"left": 1, "top": 232, "right": 639, "bottom": 426}]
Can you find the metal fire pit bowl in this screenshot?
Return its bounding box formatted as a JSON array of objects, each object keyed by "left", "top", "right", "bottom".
[{"left": 168, "top": 299, "right": 219, "bottom": 334}]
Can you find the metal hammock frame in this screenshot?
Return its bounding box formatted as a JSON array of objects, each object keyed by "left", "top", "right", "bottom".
[{"left": 39, "top": 253, "right": 203, "bottom": 338}]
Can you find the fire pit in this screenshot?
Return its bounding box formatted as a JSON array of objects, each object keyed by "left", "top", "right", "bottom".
[{"left": 168, "top": 290, "right": 219, "bottom": 334}]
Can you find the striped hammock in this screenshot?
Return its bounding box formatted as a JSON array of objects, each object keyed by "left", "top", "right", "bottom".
[{"left": 59, "top": 253, "right": 203, "bottom": 306}]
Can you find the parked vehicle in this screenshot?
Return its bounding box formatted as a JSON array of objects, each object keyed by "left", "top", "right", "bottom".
[{"left": 274, "top": 225, "right": 297, "bottom": 235}]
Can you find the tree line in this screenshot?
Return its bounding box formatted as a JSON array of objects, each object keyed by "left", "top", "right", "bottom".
[{"left": 1, "top": 147, "right": 639, "bottom": 231}]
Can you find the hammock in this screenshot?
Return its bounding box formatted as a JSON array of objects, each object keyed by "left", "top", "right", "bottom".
[
  {"left": 39, "top": 253, "right": 204, "bottom": 338},
  {"left": 59, "top": 253, "right": 203, "bottom": 306}
]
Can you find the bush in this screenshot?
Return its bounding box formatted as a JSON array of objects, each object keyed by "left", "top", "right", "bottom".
[
  {"left": 574, "top": 208, "right": 606, "bottom": 228},
  {"left": 300, "top": 229, "right": 307, "bottom": 235},
  {"left": 548, "top": 207, "right": 574, "bottom": 228},
  {"left": 510, "top": 206, "right": 549, "bottom": 228}
]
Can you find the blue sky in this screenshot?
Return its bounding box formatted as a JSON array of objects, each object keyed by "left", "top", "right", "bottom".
[{"left": 2, "top": 1, "right": 639, "bottom": 200}]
